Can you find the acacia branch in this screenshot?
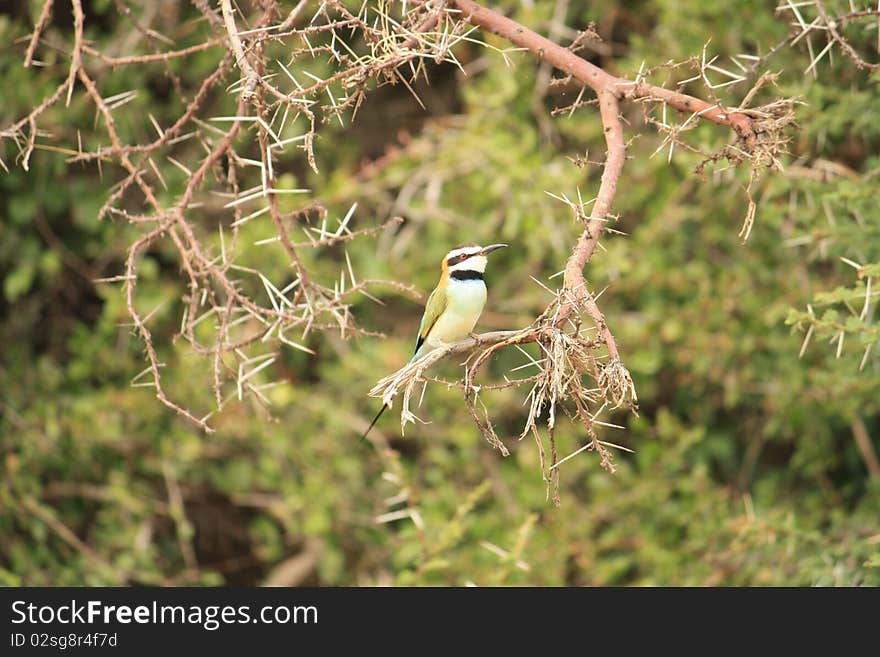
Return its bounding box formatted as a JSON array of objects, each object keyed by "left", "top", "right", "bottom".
[
  {"left": 450, "top": 0, "right": 650, "bottom": 356},
  {"left": 560, "top": 88, "right": 623, "bottom": 357},
  {"left": 449, "top": 0, "right": 757, "bottom": 144}
]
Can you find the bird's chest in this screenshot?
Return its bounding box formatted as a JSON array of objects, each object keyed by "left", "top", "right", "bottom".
[
  {"left": 448, "top": 280, "right": 487, "bottom": 314},
  {"left": 430, "top": 281, "right": 487, "bottom": 343}
]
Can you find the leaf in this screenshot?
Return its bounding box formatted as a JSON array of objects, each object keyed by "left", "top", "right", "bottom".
[{"left": 4, "top": 262, "right": 35, "bottom": 302}]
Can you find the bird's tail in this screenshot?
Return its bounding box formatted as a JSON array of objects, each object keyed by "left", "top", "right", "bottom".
[
  {"left": 361, "top": 349, "right": 424, "bottom": 442},
  {"left": 360, "top": 404, "right": 388, "bottom": 442}
]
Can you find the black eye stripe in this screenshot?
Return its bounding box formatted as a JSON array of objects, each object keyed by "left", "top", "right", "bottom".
[{"left": 446, "top": 253, "right": 474, "bottom": 266}]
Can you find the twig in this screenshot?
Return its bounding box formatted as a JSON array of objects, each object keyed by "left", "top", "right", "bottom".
[
  {"left": 220, "top": 0, "right": 262, "bottom": 99},
  {"left": 66, "top": 0, "right": 84, "bottom": 106},
  {"left": 24, "top": 0, "right": 54, "bottom": 68},
  {"left": 851, "top": 417, "right": 880, "bottom": 478}
]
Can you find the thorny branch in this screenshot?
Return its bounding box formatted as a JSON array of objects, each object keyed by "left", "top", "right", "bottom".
[
  {"left": 2, "top": 0, "right": 833, "bottom": 498},
  {"left": 4, "top": 0, "right": 442, "bottom": 432},
  {"left": 778, "top": 1, "right": 880, "bottom": 73}
]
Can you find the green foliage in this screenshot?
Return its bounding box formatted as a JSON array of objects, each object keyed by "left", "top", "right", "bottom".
[{"left": 1, "top": 1, "right": 878, "bottom": 586}]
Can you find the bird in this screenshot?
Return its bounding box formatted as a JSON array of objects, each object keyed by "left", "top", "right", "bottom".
[{"left": 361, "top": 243, "right": 508, "bottom": 441}]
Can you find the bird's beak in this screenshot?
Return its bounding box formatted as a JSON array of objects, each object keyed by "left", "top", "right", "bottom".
[{"left": 480, "top": 243, "right": 508, "bottom": 255}]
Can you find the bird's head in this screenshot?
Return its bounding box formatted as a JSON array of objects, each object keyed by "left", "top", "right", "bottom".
[{"left": 442, "top": 243, "right": 507, "bottom": 275}]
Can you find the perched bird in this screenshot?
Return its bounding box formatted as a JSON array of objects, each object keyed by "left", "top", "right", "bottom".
[{"left": 362, "top": 243, "right": 508, "bottom": 440}]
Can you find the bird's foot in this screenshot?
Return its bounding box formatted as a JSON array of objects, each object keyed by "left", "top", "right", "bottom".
[{"left": 468, "top": 332, "right": 483, "bottom": 344}]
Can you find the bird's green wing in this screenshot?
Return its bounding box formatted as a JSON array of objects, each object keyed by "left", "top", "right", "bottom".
[{"left": 414, "top": 285, "right": 447, "bottom": 356}]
